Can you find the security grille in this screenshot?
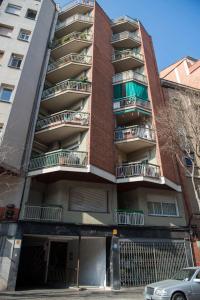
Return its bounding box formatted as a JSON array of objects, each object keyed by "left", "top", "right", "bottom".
[{"left": 119, "top": 240, "right": 191, "bottom": 287}]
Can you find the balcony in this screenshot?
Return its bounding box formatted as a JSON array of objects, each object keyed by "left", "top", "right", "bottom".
[
  {"left": 46, "top": 53, "right": 92, "bottom": 83},
  {"left": 51, "top": 31, "right": 92, "bottom": 59},
  {"left": 116, "top": 162, "right": 160, "bottom": 179},
  {"left": 41, "top": 80, "right": 91, "bottom": 113},
  {"left": 111, "top": 16, "right": 138, "bottom": 34},
  {"left": 22, "top": 205, "right": 62, "bottom": 222},
  {"left": 59, "top": 0, "right": 94, "bottom": 21},
  {"left": 113, "top": 70, "right": 147, "bottom": 85},
  {"left": 112, "top": 50, "right": 144, "bottom": 72},
  {"left": 29, "top": 150, "right": 88, "bottom": 171},
  {"left": 111, "top": 31, "right": 141, "bottom": 49},
  {"left": 114, "top": 125, "right": 155, "bottom": 153},
  {"left": 113, "top": 96, "right": 151, "bottom": 114},
  {"left": 35, "top": 110, "right": 89, "bottom": 144},
  {"left": 114, "top": 210, "right": 144, "bottom": 226},
  {"left": 56, "top": 14, "right": 93, "bottom": 38}
]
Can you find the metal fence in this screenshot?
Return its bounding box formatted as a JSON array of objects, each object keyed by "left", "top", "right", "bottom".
[
  {"left": 115, "top": 210, "right": 144, "bottom": 226},
  {"left": 42, "top": 80, "right": 91, "bottom": 100},
  {"left": 22, "top": 206, "right": 62, "bottom": 222},
  {"left": 61, "top": 0, "right": 94, "bottom": 13},
  {"left": 29, "top": 150, "right": 88, "bottom": 171},
  {"left": 52, "top": 31, "right": 92, "bottom": 49},
  {"left": 112, "top": 50, "right": 143, "bottom": 62},
  {"left": 112, "top": 31, "right": 141, "bottom": 44},
  {"left": 119, "top": 240, "right": 190, "bottom": 287},
  {"left": 116, "top": 163, "right": 160, "bottom": 179},
  {"left": 114, "top": 126, "right": 155, "bottom": 142},
  {"left": 36, "top": 110, "right": 89, "bottom": 131},
  {"left": 56, "top": 14, "right": 93, "bottom": 31},
  {"left": 113, "top": 70, "right": 147, "bottom": 84},
  {"left": 113, "top": 96, "right": 151, "bottom": 111}
]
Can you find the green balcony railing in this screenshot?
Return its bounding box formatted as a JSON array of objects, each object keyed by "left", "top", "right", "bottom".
[
  {"left": 112, "top": 50, "right": 143, "bottom": 62},
  {"left": 51, "top": 31, "right": 92, "bottom": 49},
  {"left": 42, "top": 80, "right": 91, "bottom": 100},
  {"left": 113, "top": 70, "right": 147, "bottom": 85},
  {"left": 112, "top": 16, "right": 138, "bottom": 27},
  {"left": 61, "top": 0, "right": 94, "bottom": 14},
  {"left": 116, "top": 162, "right": 160, "bottom": 179},
  {"left": 114, "top": 125, "right": 155, "bottom": 142},
  {"left": 56, "top": 14, "right": 93, "bottom": 31},
  {"left": 29, "top": 150, "right": 88, "bottom": 171},
  {"left": 47, "top": 53, "right": 92, "bottom": 73},
  {"left": 112, "top": 31, "right": 141, "bottom": 44},
  {"left": 36, "top": 110, "right": 89, "bottom": 131},
  {"left": 113, "top": 96, "right": 151, "bottom": 111}
]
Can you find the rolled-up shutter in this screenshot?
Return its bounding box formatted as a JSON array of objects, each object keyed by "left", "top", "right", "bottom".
[{"left": 69, "top": 187, "right": 108, "bottom": 213}]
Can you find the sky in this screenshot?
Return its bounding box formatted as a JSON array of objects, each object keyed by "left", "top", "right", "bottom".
[{"left": 56, "top": 0, "right": 200, "bottom": 71}]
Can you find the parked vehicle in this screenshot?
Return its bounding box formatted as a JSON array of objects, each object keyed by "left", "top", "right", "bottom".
[{"left": 144, "top": 267, "right": 200, "bottom": 300}]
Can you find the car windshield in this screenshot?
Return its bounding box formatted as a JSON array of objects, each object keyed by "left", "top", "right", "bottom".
[{"left": 171, "top": 269, "right": 196, "bottom": 281}]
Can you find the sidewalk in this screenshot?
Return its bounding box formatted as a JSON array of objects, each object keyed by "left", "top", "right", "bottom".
[{"left": 0, "top": 287, "right": 145, "bottom": 300}]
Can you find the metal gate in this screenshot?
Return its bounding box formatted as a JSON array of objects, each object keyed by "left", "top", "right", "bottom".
[{"left": 119, "top": 239, "right": 192, "bottom": 287}]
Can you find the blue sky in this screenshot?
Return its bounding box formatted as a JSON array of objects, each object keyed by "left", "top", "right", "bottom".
[{"left": 56, "top": 0, "right": 200, "bottom": 71}]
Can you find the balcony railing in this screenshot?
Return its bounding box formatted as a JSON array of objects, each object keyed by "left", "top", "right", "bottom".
[
  {"left": 42, "top": 80, "right": 91, "bottom": 100},
  {"left": 61, "top": 0, "right": 94, "bottom": 13},
  {"left": 47, "top": 53, "right": 92, "bottom": 73},
  {"left": 56, "top": 14, "right": 93, "bottom": 31},
  {"left": 114, "top": 125, "right": 155, "bottom": 142},
  {"left": 112, "top": 31, "right": 140, "bottom": 43},
  {"left": 112, "top": 16, "right": 138, "bottom": 27},
  {"left": 22, "top": 205, "right": 62, "bottom": 222},
  {"left": 116, "top": 162, "right": 160, "bottom": 179},
  {"left": 113, "top": 96, "right": 151, "bottom": 111},
  {"left": 29, "top": 150, "right": 88, "bottom": 171},
  {"left": 51, "top": 31, "right": 92, "bottom": 49},
  {"left": 115, "top": 210, "right": 144, "bottom": 226},
  {"left": 112, "top": 50, "right": 143, "bottom": 62},
  {"left": 36, "top": 110, "right": 89, "bottom": 131},
  {"left": 113, "top": 70, "right": 147, "bottom": 84}
]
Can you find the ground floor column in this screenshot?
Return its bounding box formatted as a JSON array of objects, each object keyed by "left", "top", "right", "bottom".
[{"left": 110, "top": 236, "right": 120, "bottom": 290}]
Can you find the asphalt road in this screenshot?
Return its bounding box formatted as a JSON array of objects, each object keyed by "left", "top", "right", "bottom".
[{"left": 0, "top": 288, "right": 145, "bottom": 300}]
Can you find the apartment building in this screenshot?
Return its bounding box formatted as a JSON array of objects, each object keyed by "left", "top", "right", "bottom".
[
  {"left": 0, "top": 0, "right": 195, "bottom": 292},
  {"left": 0, "top": 0, "right": 57, "bottom": 291}
]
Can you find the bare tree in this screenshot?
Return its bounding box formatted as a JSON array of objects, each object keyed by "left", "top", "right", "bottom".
[{"left": 157, "top": 86, "right": 200, "bottom": 209}]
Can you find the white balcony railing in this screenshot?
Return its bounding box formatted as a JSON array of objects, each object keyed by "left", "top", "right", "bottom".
[
  {"left": 23, "top": 205, "right": 62, "bottom": 222},
  {"left": 36, "top": 110, "right": 89, "bottom": 131},
  {"left": 61, "top": 0, "right": 94, "bottom": 14},
  {"left": 52, "top": 31, "right": 92, "bottom": 50},
  {"left": 114, "top": 125, "right": 155, "bottom": 142},
  {"left": 29, "top": 150, "right": 88, "bottom": 171},
  {"left": 116, "top": 162, "right": 160, "bottom": 179},
  {"left": 113, "top": 70, "right": 147, "bottom": 84},
  {"left": 113, "top": 96, "right": 151, "bottom": 111},
  {"left": 112, "top": 50, "right": 143, "bottom": 62},
  {"left": 56, "top": 14, "right": 93, "bottom": 31},
  {"left": 42, "top": 80, "right": 91, "bottom": 100},
  {"left": 47, "top": 53, "right": 92, "bottom": 73},
  {"left": 115, "top": 210, "right": 144, "bottom": 226},
  {"left": 112, "top": 31, "right": 141, "bottom": 43}
]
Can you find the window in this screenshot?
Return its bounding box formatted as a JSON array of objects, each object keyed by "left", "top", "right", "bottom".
[
  {"left": 26, "top": 9, "right": 37, "bottom": 20},
  {"left": 0, "top": 24, "right": 13, "bottom": 38},
  {"left": 0, "top": 86, "right": 13, "bottom": 102},
  {"left": 9, "top": 54, "right": 23, "bottom": 69},
  {"left": 147, "top": 201, "right": 178, "bottom": 217},
  {"left": 18, "top": 29, "right": 31, "bottom": 42},
  {"left": 6, "top": 4, "right": 21, "bottom": 15}
]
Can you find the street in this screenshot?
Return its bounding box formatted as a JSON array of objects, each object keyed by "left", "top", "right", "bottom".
[{"left": 0, "top": 288, "right": 144, "bottom": 300}]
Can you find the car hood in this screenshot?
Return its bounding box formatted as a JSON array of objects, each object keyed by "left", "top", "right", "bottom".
[{"left": 148, "top": 279, "right": 183, "bottom": 289}]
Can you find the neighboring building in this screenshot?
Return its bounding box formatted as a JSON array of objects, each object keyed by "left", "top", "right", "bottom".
[
  {"left": 0, "top": 0, "right": 194, "bottom": 292},
  {"left": 160, "top": 56, "right": 200, "bottom": 89},
  {"left": 0, "top": 0, "right": 57, "bottom": 291}
]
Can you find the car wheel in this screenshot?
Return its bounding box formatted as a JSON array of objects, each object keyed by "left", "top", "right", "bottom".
[{"left": 171, "top": 292, "right": 186, "bottom": 300}]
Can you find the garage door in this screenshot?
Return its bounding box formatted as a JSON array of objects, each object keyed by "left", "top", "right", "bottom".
[{"left": 119, "top": 239, "right": 193, "bottom": 287}]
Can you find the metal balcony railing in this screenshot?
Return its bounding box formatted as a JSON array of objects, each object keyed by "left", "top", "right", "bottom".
[
  {"left": 113, "top": 70, "right": 147, "bottom": 84},
  {"left": 114, "top": 125, "right": 155, "bottom": 142},
  {"left": 112, "top": 31, "right": 141, "bottom": 43},
  {"left": 29, "top": 150, "right": 88, "bottom": 171},
  {"left": 22, "top": 205, "right": 62, "bottom": 222},
  {"left": 113, "top": 96, "right": 151, "bottom": 111},
  {"left": 116, "top": 162, "right": 160, "bottom": 179},
  {"left": 112, "top": 16, "right": 138, "bottom": 27},
  {"left": 56, "top": 14, "right": 93, "bottom": 31},
  {"left": 42, "top": 80, "right": 91, "bottom": 100},
  {"left": 51, "top": 31, "right": 92, "bottom": 49},
  {"left": 115, "top": 210, "right": 144, "bottom": 226},
  {"left": 112, "top": 50, "right": 143, "bottom": 62},
  {"left": 47, "top": 53, "right": 92, "bottom": 73},
  {"left": 61, "top": 0, "right": 94, "bottom": 13},
  {"left": 36, "top": 110, "right": 89, "bottom": 131}
]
